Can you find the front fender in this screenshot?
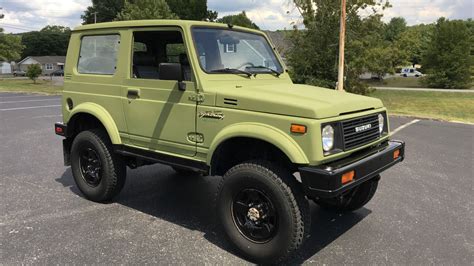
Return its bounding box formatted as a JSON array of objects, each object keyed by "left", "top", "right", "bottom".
[
  {"left": 68, "top": 102, "right": 122, "bottom": 144},
  {"left": 207, "top": 123, "right": 309, "bottom": 165}
]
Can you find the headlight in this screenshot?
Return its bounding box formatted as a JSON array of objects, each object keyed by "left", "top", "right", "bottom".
[
  {"left": 378, "top": 113, "right": 384, "bottom": 133},
  {"left": 322, "top": 125, "right": 334, "bottom": 152}
]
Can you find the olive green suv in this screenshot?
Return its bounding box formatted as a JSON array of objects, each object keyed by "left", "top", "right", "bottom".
[{"left": 54, "top": 20, "right": 405, "bottom": 263}]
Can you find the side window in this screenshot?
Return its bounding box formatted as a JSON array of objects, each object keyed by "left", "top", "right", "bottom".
[
  {"left": 132, "top": 30, "right": 191, "bottom": 81},
  {"left": 166, "top": 43, "right": 186, "bottom": 63},
  {"left": 134, "top": 42, "right": 147, "bottom": 52},
  {"left": 78, "top": 35, "right": 120, "bottom": 75}
]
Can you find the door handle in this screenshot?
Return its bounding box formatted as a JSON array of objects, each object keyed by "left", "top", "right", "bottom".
[{"left": 127, "top": 89, "right": 140, "bottom": 98}]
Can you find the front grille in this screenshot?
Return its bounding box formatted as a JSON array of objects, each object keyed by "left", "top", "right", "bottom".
[{"left": 342, "top": 114, "right": 380, "bottom": 150}]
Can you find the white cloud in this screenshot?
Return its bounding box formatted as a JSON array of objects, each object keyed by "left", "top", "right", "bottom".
[{"left": 0, "top": 0, "right": 472, "bottom": 33}]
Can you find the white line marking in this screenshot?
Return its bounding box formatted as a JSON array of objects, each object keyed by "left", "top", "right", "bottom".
[
  {"left": 30, "top": 114, "right": 62, "bottom": 119},
  {"left": 392, "top": 119, "right": 420, "bottom": 135},
  {"left": 0, "top": 105, "right": 61, "bottom": 111},
  {"left": 0, "top": 95, "right": 59, "bottom": 99},
  {"left": 0, "top": 99, "right": 59, "bottom": 104}
]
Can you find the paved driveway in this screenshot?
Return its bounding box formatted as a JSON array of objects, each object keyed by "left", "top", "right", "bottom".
[{"left": 1, "top": 93, "right": 473, "bottom": 264}]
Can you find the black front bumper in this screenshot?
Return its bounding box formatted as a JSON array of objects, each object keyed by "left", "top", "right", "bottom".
[{"left": 299, "top": 140, "right": 405, "bottom": 199}]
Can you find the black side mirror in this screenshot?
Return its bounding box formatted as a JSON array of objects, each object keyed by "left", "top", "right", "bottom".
[{"left": 159, "top": 63, "right": 186, "bottom": 91}]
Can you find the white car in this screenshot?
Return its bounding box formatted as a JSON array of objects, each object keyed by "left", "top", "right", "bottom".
[{"left": 400, "top": 68, "right": 423, "bottom": 77}]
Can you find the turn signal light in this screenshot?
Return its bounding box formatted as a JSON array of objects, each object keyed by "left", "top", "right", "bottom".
[
  {"left": 341, "top": 170, "right": 355, "bottom": 184},
  {"left": 55, "top": 127, "right": 63, "bottom": 134},
  {"left": 291, "top": 124, "right": 307, "bottom": 134},
  {"left": 393, "top": 149, "right": 400, "bottom": 159}
]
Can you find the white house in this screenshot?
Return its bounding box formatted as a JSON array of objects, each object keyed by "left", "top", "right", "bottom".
[
  {"left": 17, "top": 56, "right": 65, "bottom": 75},
  {"left": 0, "top": 61, "right": 12, "bottom": 74}
]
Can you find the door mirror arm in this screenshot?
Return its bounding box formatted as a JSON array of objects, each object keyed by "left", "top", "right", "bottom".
[{"left": 178, "top": 81, "right": 186, "bottom": 91}]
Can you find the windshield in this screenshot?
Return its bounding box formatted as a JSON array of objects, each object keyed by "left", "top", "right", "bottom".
[{"left": 192, "top": 27, "right": 283, "bottom": 75}]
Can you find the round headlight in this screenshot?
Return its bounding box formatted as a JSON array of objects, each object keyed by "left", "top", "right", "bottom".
[
  {"left": 322, "top": 125, "right": 334, "bottom": 152},
  {"left": 378, "top": 113, "right": 384, "bottom": 133}
]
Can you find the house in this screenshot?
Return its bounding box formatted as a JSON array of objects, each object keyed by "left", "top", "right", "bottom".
[
  {"left": 0, "top": 61, "right": 13, "bottom": 74},
  {"left": 17, "top": 56, "right": 65, "bottom": 75}
]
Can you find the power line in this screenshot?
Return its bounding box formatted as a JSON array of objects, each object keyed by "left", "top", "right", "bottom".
[
  {"left": 0, "top": 24, "right": 39, "bottom": 32},
  {"left": 0, "top": 22, "right": 38, "bottom": 30}
]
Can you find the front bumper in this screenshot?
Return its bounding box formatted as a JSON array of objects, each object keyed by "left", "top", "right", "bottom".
[{"left": 299, "top": 140, "right": 405, "bottom": 199}]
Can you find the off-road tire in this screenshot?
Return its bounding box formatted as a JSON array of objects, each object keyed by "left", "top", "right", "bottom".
[
  {"left": 70, "top": 129, "right": 126, "bottom": 202},
  {"left": 314, "top": 177, "right": 379, "bottom": 212},
  {"left": 216, "top": 161, "right": 310, "bottom": 264}
]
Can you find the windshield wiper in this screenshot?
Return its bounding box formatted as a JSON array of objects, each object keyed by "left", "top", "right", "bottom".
[
  {"left": 210, "top": 68, "right": 252, "bottom": 77},
  {"left": 246, "top": 66, "right": 282, "bottom": 77}
]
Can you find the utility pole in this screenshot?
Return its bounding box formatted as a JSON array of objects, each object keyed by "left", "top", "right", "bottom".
[
  {"left": 337, "top": 0, "right": 346, "bottom": 91},
  {"left": 93, "top": 12, "right": 98, "bottom": 24}
]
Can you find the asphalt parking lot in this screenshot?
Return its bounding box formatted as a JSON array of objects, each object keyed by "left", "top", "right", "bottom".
[{"left": 1, "top": 92, "right": 473, "bottom": 264}]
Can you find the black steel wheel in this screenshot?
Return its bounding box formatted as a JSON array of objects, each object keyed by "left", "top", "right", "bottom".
[
  {"left": 216, "top": 161, "right": 310, "bottom": 264},
  {"left": 79, "top": 146, "right": 102, "bottom": 187},
  {"left": 71, "top": 129, "right": 126, "bottom": 202},
  {"left": 232, "top": 188, "right": 278, "bottom": 243}
]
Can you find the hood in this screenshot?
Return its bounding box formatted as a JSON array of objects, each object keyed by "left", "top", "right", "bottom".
[{"left": 216, "top": 83, "right": 383, "bottom": 119}]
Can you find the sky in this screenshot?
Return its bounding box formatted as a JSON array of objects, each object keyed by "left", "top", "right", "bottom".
[{"left": 0, "top": 0, "right": 472, "bottom": 33}]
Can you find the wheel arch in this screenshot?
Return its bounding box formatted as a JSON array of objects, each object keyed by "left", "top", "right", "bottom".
[
  {"left": 67, "top": 102, "right": 122, "bottom": 144},
  {"left": 207, "top": 123, "right": 309, "bottom": 175}
]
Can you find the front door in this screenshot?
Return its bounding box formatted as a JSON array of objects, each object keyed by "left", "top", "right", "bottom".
[{"left": 122, "top": 28, "right": 197, "bottom": 157}]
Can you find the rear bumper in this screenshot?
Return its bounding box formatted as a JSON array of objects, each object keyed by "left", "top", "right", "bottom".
[
  {"left": 54, "top": 122, "right": 67, "bottom": 137},
  {"left": 299, "top": 140, "right": 405, "bottom": 199},
  {"left": 54, "top": 122, "right": 71, "bottom": 166}
]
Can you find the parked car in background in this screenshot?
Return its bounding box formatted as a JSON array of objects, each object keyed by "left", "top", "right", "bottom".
[
  {"left": 13, "top": 70, "right": 26, "bottom": 77},
  {"left": 400, "top": 68, "right": 423, "bottom": 77},
  {"left": 50, "top": 69, "right": 64, "bottom": 76}
]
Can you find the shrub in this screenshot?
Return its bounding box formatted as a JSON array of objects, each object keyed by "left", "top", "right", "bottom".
[{"left": 26, "top": 64, "right": 42, "bottom": 83}]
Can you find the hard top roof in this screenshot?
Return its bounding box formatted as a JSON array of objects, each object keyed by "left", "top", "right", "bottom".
[{"left": 73, "top": 19, "right": 263, "bottom": 35}]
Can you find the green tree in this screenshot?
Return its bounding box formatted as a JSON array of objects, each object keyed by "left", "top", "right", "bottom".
[
  {"left": 116, "top": 0, "right": 178, "bottom": 21},
  {"left": 288, "top": 0, "right": 392, "bottom": 94},
  {"left": 394, "top": 24, "right": 432, "bottom": 67},
  {"left": 422, "top": 18, "right": 472, "bottom": 89},
  {"left": 216, "top": 11, "right": 259, "bottom": 29},
  {"left": 82, "top": 0, "right": 125, "bottom": 24},
  {"left": 384, "top": 17, "right": 407, "bottom": 42},
  {"left": 206, "top": 10, "right": 218, "bottom": 22},
  {"left": 0, "top": 28, "right": 24, "bottom": 61},
  {"left": 26, "top": 64, "right": 42, "bottom": 83},
  {"left": 20, "top": 25, "right": 71, "bottom": 58},
  {"left": 166, "top": 0, "right": 217, "bottom": 20}
]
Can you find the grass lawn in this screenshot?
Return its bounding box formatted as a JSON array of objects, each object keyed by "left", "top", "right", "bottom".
[
  {"left": 0, "top": 79, "right": 63, "bottom": 94},
  {"left": 370, "top": 89, "right": 474, "bottom": 123},
  {"left": 363, "top": 77, "right": 425, "bottom": 88}
]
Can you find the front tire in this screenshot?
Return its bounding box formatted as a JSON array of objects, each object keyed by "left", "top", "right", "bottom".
[
  {"left": 70, "top": 129, "right": 126, "bottom": 202},
  {"left": 314, "top": 177, "right": 379, "bottom": 212},
  {"left": 216, "top": 161, "right": 310, "bottom": 264}
]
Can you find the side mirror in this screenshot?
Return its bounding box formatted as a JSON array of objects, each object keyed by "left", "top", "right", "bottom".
[{"left": 159, "top": 63, "right": 186, "bottom": 91}]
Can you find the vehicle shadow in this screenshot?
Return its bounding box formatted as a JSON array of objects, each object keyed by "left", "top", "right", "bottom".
[{"left": 56, "top": 164, "right": 371, "bottom": 264}]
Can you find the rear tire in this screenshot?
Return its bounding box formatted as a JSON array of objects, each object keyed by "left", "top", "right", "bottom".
[
  {"left": 216, "top": 161, "right": 310, "bottom": 264},
  {"left": 314, "top": 177, "right": 379, "bottom": 212},
  {"left": 70, "top": 129, "right": 126, "bottom": 202}
]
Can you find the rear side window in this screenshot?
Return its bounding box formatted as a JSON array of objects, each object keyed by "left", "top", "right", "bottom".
[{"left": 78, "top": 35, "right": 120, "bottom": 75}]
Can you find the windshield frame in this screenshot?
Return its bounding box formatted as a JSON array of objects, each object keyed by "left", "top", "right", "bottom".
[{"left": 190, "top": 26, "right": 285, "bottom": 76}]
